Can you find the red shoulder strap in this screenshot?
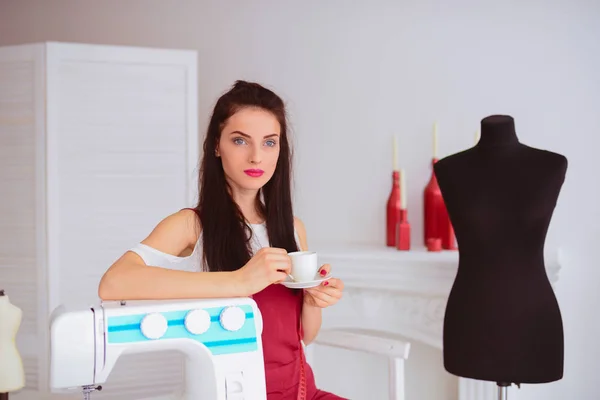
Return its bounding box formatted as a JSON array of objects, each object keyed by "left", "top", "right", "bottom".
[{"left": 297, "top": 292, "right": 307, "bottom": 400}]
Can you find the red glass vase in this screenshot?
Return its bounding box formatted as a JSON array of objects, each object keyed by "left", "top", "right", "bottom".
[
  {"left": 386, "top": 171, "right": 401, "bottom": 247},
  {"left": 423, "top": 158, "right": 456, "bottom": 250},
  {"left": 423, "top": 158, "right": 445, "bottom": 245},
  {"left": 440, "top": 205, "right": 457, "bottom": 250},
  {"left": 396, "top": 209, "right": 410, "bottom": 251}
]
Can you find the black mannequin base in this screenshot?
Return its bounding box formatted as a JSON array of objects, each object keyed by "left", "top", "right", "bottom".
[{"left": 496, "top": 382, "right": 519, "bottom": 400}]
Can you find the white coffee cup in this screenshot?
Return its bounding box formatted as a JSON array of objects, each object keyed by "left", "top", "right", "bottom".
[{"left": 288, "top": 251, "right": 320, "bottom": 282}]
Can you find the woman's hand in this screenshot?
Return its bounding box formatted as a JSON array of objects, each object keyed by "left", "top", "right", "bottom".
[
  {"left": 234, "top": 247, "right": 291, "bottom": 296},
  {"left": 303, "top": 264, "right": 344, "bottom": 308}
]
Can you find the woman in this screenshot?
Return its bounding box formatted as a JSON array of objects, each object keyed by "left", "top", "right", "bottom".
[{"left": 98, "top": 80, "right": 346, "bottom": 399}]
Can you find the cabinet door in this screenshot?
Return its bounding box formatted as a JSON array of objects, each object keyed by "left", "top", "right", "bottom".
[
  {"left": 0, "top": 43, "right": 46, "bottom": 392},
  {"left": 45, "top": 42, "right": 198, "bottom": 399}
]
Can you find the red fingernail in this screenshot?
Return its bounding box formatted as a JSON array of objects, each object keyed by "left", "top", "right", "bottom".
[
  {"left": 320, "top": 270, "right": 327, "bottom": 276},
  {"left": 323, "top": 281, "right": 329, "bottom": 286}
]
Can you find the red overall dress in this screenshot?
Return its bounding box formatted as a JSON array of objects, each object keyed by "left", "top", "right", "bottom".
[{"left": 252, "top": 283, "right": 346, "bottom": 400}]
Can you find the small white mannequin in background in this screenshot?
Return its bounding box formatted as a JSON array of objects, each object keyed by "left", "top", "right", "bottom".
[{"left": 0, "top": 290, "right": 25, "bottom": 394}]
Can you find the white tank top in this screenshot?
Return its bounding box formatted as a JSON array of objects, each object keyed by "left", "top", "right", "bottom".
[{"left": 129, "top": 223, "right": 300, "bottom": 271}]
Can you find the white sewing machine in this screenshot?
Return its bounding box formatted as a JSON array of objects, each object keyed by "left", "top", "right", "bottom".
[{"left": 49, "top": 297, "right": 267, "bottom": 400}]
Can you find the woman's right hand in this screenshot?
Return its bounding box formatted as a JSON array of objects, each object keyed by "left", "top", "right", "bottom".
[{"left": 234, "top": 247, "right": 292, "bottom": 296}]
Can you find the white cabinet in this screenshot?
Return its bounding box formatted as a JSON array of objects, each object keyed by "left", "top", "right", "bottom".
[{"left": 0, "top": 42, "right": 198, "bottom": 399}]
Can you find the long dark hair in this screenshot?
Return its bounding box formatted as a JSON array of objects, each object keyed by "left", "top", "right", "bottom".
[{"left": 194, "top": 80, "right": 298, "bottom": 272}]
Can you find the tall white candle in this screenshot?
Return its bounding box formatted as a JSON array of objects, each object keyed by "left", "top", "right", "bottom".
[
  {"left": 400, "top": 168, "right": 407, "bottom": 209},
  {"left": 393, "top": 135, "right": 398, "bottom": 171},
  {"left": 433, "top": 122, "right": 438, "bottom": 159}
]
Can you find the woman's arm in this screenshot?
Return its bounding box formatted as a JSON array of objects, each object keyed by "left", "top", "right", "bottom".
[
  {"left": 98, "top": 209, "right": 245, "bottom": 300},
  {"left": 295, "top": 217, "right": 323, "bottom": 345}
]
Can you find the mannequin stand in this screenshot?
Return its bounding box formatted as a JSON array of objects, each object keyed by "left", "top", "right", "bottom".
[
  {"left": 497, "top": 382, "right": 511, "bottom": 400},
  {"left": 0, "top": 393, "right": 8, "bottom": 400}
]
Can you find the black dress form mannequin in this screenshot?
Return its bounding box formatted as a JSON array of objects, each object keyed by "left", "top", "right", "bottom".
[{"left": 434, "top": 115, "right": 567, "bottom": 389}]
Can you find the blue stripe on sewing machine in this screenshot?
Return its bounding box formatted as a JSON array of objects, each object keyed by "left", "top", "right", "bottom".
[{"left": 106, "top": 305, "right": 258, "bottom": 355}]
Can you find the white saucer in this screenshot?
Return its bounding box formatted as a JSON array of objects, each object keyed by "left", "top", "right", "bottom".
[{"left": 281, "top": 274, "right": 332, "bottom": 289}]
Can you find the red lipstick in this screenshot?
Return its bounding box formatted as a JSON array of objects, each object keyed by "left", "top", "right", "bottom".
[{"left": 244, "top": 169, "right": 264, "bottom": 177}]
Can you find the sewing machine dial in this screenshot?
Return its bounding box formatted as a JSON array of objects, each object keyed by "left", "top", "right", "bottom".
[
  {"left": 140, "top": 312, "right": 168, "bottom": 339},
  {"left": 184, "top": 309, "right": 211, "bottom": 335},
  {"left": 219, "top": 306, "right": 246, "bottom": 331}
]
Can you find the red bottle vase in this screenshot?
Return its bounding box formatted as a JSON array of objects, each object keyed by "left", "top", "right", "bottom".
[
  {"left": 386, "top": 171, "right": 401, "bottom": 247},
  {"left": 423, "top": 158, "right": 444, "bottom": 245},
  {"left": 396, "top": 209, "right": 410, "bottom": 251},
  {"left": 423, "top": 158, "right": 457, "bottom": 250},
  {"left": 439, "top": 206, "right": 457, "bottom": 250}
]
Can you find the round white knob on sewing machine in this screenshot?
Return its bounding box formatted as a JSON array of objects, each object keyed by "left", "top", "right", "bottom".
[
  {"left": 184, "top": 309, "right": 211, "bottom": 335},
  {"left": 140, "top": 313, "right": 168, "bottom": 340},
  {"left": 219, "top": 306, "right": 246, "bottom": 332}
]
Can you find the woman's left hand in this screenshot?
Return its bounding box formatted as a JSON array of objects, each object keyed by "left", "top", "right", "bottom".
[{"left": 303, "top": 264, "right": 344, "bottom": 308}]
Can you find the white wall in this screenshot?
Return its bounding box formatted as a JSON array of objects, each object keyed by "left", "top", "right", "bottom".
[{"left": 1, "top": 0, "right": 598, "bottom": 399}]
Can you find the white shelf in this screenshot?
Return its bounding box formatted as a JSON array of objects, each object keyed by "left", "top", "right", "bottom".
[
  {"left": 314, "top": 243, "right": 458, "bottom": 264},
  {"left": 313, "top": 243, "right": 562, "bottom": 295}
]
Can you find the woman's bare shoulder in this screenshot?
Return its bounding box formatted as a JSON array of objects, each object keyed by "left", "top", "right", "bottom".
[
  {"left": 293, "top": 216, "right": 308, "bottom": 251},
  {"left": 140, "top": 208, "right": 202, "bottom": 256}
]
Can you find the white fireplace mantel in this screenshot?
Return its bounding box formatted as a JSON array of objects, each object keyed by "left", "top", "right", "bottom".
[{"left": 312, "top": 244, "right": 563, "bottom": 400}]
